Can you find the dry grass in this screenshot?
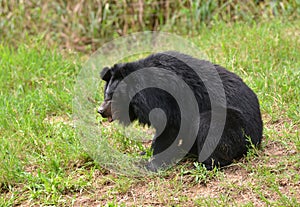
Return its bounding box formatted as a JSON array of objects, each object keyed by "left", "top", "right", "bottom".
[{"left": 1, "top": 0, "right": 299, "bottom": 52}]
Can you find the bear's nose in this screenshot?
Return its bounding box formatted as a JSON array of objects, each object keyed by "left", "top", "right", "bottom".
[{"left": 97, "top": 108, "right": 104, "bottom": 114}]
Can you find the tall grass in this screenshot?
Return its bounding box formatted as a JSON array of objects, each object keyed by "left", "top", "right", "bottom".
[{"left": 1, "top": 0, "right": 299, "bottom": 51}]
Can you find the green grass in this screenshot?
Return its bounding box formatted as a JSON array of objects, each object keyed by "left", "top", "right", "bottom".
[{"left": 1, "top": 19, "right": 299, "bottom": 206}]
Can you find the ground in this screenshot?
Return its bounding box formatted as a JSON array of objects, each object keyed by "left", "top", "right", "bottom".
[{"left": 68, "top": 117, "right": 300, "bottom": 206}]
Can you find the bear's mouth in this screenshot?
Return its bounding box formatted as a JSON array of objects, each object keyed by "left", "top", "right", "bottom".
[{"left": 107, "top": 116, "right": 114, "bottom": 122}]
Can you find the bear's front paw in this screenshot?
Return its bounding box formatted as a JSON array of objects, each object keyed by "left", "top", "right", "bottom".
[{"left": 145, "top": 161, "right": 159, "bottom": 172}]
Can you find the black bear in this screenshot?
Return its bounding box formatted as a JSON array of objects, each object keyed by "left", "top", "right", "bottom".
[{"left": 98, "top": 51, "right": 263, "bottom": 171}]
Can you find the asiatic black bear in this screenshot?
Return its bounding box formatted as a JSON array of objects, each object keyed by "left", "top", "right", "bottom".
[{"left": 98, "top": 51, "right": 263, "bottom": 171}]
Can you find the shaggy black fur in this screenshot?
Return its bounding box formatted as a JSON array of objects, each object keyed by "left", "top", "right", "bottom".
[{"left": 98, "top": 51, "right": 263, "bottom": 171}]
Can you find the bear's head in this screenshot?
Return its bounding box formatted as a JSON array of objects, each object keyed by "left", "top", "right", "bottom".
[
  {"left": 98, "top": 66, "right": 114, "bottom": 122},
  {"left": 98, "top": 64, "right": 132, "bottom": 122}
]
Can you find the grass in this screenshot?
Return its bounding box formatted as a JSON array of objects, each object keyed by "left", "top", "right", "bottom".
[{"left": 0, "top": 19, "right": 299, "bottom": 206}]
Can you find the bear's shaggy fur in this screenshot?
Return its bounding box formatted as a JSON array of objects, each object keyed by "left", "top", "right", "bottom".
[{"left": 98, "top": 51, "right": 263, "bottom": 170}]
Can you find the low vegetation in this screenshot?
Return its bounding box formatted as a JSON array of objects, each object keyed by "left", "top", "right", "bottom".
[{"left": 1, "top": 0, "right": 299, "bottom": 51}]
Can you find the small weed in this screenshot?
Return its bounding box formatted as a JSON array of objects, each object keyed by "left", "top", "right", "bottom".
[{"left": 180, "top": 162, "right": 221, "bottom": 184}]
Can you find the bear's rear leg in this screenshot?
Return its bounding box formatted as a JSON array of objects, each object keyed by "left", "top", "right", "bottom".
[{"left": 197, "top": 107, "right": 247, "bottom": 169}]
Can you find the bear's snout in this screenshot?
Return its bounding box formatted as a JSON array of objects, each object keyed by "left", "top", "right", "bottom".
[{"left": 98, "top": 100, "right": 113, "bottom": 122}]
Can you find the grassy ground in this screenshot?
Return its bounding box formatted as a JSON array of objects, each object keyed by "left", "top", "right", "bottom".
[{"left": 0, "top": 19, "right": 299, "bottom": 206}]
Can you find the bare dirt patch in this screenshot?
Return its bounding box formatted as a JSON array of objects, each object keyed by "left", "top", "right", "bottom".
[{"left": 43, "top": 114, "right": 73, "bottom": 126}]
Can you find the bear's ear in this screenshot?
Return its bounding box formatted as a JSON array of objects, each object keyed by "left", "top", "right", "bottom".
[{"left": 100, "top": 67, "right": 112, "bottom": 81}]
